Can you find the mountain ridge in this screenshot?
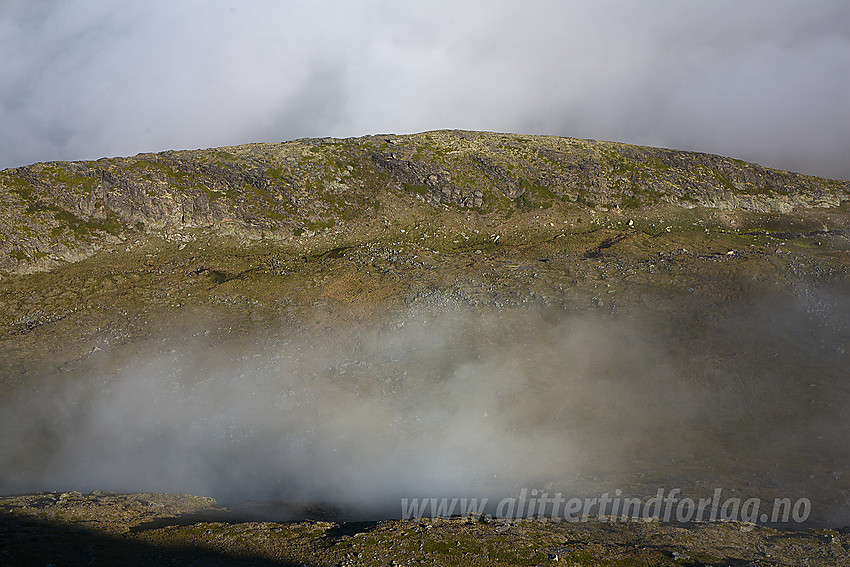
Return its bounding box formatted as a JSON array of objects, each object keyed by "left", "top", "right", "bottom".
[{"left": 2, "top": 129, "right": 848, "bottom": 274}]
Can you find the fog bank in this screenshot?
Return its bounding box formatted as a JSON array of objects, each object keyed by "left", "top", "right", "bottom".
[{"left": 1, "top": 297, "right": 848, "bottom": 522}]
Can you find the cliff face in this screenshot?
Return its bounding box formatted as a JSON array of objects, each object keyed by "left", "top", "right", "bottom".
[{"left": 1, "top": 130, "right": 848, "bottom": 273}]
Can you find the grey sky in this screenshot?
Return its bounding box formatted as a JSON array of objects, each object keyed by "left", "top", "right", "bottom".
[{"left": 1, "top": 0, "right": 848, "bottom": 179}]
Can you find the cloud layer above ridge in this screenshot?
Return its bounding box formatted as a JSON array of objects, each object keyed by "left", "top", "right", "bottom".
[{"left": 1, "top": 0, "right": 848, "bottom": 179}]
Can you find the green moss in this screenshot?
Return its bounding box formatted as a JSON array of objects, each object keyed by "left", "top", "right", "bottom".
[
  {"left": 38, "top": 164, "right": 99, "bottom": 195},
  {"left": 560, "top": 550, "right": 648, "bottom": 565},
  {"left": 4, "top": 173, "right": 37, "bottom": 202},
  {"left": 575, "top": 193, "right": 597, "bottom": 209},
  {"left": 123, "top": 158, "right": 197, "bottom": 187},
  {"left": 305, "top": 218, "right": 336, "bottom": 231},
  {"left": 205, "top": 188, "right": 226, "bottom": 201},
  {"left": 54, "top": 208, "right": 123, "bottom": 237},
  {"left": 265, "top": 167, "right": 284, "bottom": 180},
  {"left": 515, "top": 178, "right": 558, "bottom": 211},
  {"left": 621, "top": 195, "right": 643, "bottom": 209},
  {"left": 403, "top": 182, "right": 430, "bottom": 196}
]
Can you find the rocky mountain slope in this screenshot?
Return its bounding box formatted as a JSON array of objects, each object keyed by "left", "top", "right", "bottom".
[
  {"left": 2, "top": 131, "right": 850, "bottom": 565},
  {"left": 2, "top": 130, "right": 848, "bottom": 274}
]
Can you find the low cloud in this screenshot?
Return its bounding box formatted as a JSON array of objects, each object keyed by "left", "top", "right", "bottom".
[
  {"left": 1, "top": 0, "right": 848, "bottom": 179},
  {"left": 1, "top": 296, "right": 848, "bottom": 523}
]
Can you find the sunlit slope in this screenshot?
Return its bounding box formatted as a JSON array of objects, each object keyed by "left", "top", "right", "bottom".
[{"left": 1, "top": 130, "right": 848, "bottom": 274}]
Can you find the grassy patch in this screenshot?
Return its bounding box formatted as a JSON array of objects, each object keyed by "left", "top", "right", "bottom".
[
  {"left": 8, "top": 248, "right": 27, "bottom": 261},
  {"left": 621, "top": 195, "right": 643, "bottom": 209},
  {"left": 402, "top": 182, "right": 430, "bottom": 196},
  {"left": 38, "top": 164, "right": 99, "bottom": 194},
  {"left": 516, "top": 178, "right": 557, "bottom": 211}
]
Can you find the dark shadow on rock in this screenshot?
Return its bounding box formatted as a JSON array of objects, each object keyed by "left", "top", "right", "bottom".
[
  {"left": 127, "top": 508, "right": 240, "bottom": 534},
  {"left": 129, "top": 500, "right": 358, "bottom": 534},
  {"left": 0, "top": 510, "right": 313, "bottom": 567}
]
